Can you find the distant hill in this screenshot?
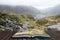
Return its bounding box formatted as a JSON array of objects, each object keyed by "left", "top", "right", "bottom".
[
  {"left": 0, "top": 5, "right": 40, "bottom": 16},
  {"left": 43, "top": 5, "right": 60, "bottom": 16}
]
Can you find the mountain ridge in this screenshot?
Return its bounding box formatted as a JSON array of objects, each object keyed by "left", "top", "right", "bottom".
[
  {"left": 0, "top": 5, "right": 40, "bottom": 16},
  {"left": 43, "top": 4, "right": 60, "bottom": 15}
]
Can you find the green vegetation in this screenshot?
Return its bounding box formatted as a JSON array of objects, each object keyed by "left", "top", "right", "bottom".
[
  {"left": 17, "top": 15, "right": 28, "bottom": 24},
  {"left": 0, "top": 12, "right": 60, "bottom": 34},
  {"left": 36, "top": 19, "right": 48, "bottom": 26}
]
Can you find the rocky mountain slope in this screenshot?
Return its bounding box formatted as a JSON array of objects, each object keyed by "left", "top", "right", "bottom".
[
  {"left": 0, "top": 5, "right": 40, "bottom": 16},
  {"left": 42, "top": 5, "right": 60, "bottom": 16}
]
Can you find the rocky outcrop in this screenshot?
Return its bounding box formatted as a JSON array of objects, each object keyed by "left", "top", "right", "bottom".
[
  {"left": 48, "top": 23, "right": 60, "bottom": 31},
  {"left": 0, "top": 18, "right": 29, "bottom": 32}
]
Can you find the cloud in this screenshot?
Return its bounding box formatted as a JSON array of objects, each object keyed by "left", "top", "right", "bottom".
[{"left": 0, "top": 0, "right": 60, "bottom": 9}]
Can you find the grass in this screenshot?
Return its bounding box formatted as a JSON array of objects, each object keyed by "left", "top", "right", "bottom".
[{"left": 0, "top": 12, "right": 60, "bottom": 35}]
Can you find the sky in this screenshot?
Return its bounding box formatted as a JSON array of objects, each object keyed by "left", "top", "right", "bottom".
[{"left": 0, "top": 0, "right": 60, "bottom": 9}]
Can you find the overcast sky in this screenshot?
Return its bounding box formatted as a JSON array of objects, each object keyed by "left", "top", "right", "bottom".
[{"left": 0, "top": 0, "right": 60, "bottom": 9}]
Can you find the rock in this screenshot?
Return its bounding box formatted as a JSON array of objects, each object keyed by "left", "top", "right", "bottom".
[
  {"left": 0, "top": 18, "right": 29, "bottom": 32},
  {"left": 22, "top": 21, "right": 29, "bottom": 30},
  {"left": 48, "top": 23, "right": 60, "bottom": 31}
]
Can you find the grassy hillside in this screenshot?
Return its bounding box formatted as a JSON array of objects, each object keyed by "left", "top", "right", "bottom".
[
  {"left": 19, "top": 15, "right": 60, "bottom": 34},
  {"left": 0, "top": 12, "right": 60, "bottom": 34}
]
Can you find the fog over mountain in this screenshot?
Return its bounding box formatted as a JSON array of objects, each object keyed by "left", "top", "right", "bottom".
[
  {"left": 35, "top": 4, "right": 60, "bottom": 19},
  {"left": 0, "top": 5, "right": 40, "bottom": 16},
  {"left": 43, "top": 5, "right": 60, "bottom": 16},
  {"left": 0, "top": 4, "right": 60, "bottom": 19}
]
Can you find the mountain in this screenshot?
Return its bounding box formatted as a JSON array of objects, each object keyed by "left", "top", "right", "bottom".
[
  {"left": 0, "top": 5, "right": 40, "bottom": 16},
  {"left": 43, "top": 5, "right": 60, "bottom": 16}
]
